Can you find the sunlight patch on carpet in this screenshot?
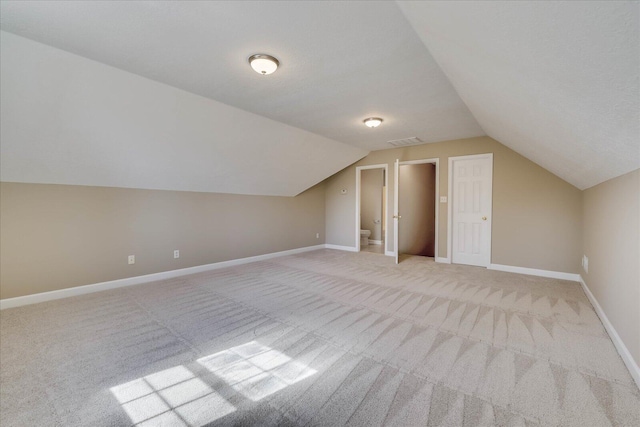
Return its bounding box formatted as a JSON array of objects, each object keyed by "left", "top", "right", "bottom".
[
  {"left": 110, "top": 365, "right": 235, "bottom": 426},
  {"left": 198, "top": 341, "right": 317, "bottom": 401}
]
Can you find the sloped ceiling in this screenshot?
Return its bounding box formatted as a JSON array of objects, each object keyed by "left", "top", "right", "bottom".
[
  {"left": 1, "top": 1, "right": 637, "bottom": 194},
  {"left": 0, "top": 31, "right": 367, "bottom": 197},
  {"left": 0, "top": 0, "right": 482, "bottom": 151},
  {"left": 397, "top": 1, "right": 639, "bottom": 190}
]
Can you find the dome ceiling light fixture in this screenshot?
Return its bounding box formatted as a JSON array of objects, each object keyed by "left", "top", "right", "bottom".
[
  {"left": 363, "top": 117, "right": 384, "bottom": 128},
  {"left": 248, "top": 54, "right": 279, "bottom": 75}
]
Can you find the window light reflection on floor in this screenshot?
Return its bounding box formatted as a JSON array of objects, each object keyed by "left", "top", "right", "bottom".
[
  {"left": 110, "top": 341, "right": 316, "bottom": 426},
  {"left": 197, "top": 341, "right": 317, "bottom": 402},
  {"left": 110, "top": 365, "right": 235, "bottom": 426}
]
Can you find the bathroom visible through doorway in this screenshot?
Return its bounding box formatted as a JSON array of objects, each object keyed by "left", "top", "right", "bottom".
[{"left": 355, "top": 164, "right": 389, "bottom": 254}]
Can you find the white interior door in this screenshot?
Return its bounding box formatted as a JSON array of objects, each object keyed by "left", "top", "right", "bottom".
[
  {"left": 451, "top": 154, "right": 493, "bottom": 267},
  {"left": 393, "top": 159, "right": 400, "bottom": 264}
]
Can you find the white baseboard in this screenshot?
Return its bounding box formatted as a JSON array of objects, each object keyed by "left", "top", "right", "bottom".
[
  {"left": 0, "top": 245, "right": 326, "bottom": 310},
  {"left": 385, "top": 251, "right": 395, "bottom": 257},
  {"left": 368, "top": 240, "right": 383, "bottom": 245},
  {"left": 579, "top": 276, "right": 640, "bottom": 389},
  {"left": 488, "top": 263, "right": 580, "bottom": 282},
  {"left": 324, "top": 244, "right": 358, "bottom": 252}
]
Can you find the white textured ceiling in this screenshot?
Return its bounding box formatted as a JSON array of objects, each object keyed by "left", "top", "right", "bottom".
[
  {"left": 0, "top": 0, "right": 483, "bottom": 151},
  {"left": 397, "top": 1, "right": 640, "bottom": 190},
  {"left": 1, "top": 1, "right": 637, "bottom": 193},
  {"left": 1, "top": 31, "right": 367, "bottom": 196}
]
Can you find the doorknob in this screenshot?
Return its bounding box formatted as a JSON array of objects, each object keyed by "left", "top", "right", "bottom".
[{"left": 482, "top": 216, "right": 487, "bottom": 220}]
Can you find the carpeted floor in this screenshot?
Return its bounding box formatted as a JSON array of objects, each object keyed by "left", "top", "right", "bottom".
[{"left": 1, "top": 249, "right": 638, "bottom": 426}]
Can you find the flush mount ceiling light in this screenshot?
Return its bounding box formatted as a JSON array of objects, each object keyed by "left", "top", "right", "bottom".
[
  {"left": 248, "top": 54, "right": 279, "bottom": 75},
  {"left": 363, "top": 117, "right": 383, "bottom": 128}
]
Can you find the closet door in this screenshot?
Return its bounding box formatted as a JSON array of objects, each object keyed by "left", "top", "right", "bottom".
[{"left": 451, "top": 154, "right": 493, "bottom": 267}]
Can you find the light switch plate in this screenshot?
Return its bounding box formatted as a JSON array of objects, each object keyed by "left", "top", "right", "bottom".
[
  {"left": 582, "top": 255, "right": 589, "bottom": 273},
  {"left": 440, "top": 196, "right": 447, "bottom": 203}
]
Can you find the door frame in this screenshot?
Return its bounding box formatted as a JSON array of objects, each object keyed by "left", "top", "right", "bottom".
[
  {"left": 355, "top": 164, "right": 389, "bottom": 253},
  {"left": 394, "top": 158, "right": 440, "bottom": 263},
  {"left": 447, "top": 153, "right": 493, "bottom": 265}
]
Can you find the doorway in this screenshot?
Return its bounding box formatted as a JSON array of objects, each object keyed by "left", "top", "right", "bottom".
[
  {"left": 355, "top": 164, "right": 389, "bottom": 254},
  {"left": 447, "top": 153, "right": 493, "bottom": 267},
  {"left": 393, "top": 159, "right": 439, "bottom": 264}
]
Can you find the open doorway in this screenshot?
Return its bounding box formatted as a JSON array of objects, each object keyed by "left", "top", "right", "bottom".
[
  {"left": 393, "top": 159, "right": 439, "bottom": 263},
  {"left": 355, "top": 164, "right": 388, "bottom": 254}
]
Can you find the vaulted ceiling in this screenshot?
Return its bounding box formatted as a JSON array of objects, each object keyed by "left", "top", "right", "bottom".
[
  {"left": 397, "top": 1, "right": 639, "bottom": 190},
  {"left": 0, "top": 1, "right": 638, "bottom": 194}
]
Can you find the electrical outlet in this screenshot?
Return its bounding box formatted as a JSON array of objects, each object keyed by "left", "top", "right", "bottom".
[
  {"left": 316, "top": 233, "right": 320, "bottom": 239},
  {"left": 440, "top": 196, "right": 447, "bottom": 203},
  {"left": 174, "top": 250, "right": 180, "bottom": 259},
  {"left": 128, "top": 255, "right": 135, "bottom": 265}
]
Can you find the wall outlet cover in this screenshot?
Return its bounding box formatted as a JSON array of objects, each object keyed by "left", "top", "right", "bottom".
[{"left": 582, "top": 255, "right": 589, "bottom": 273}]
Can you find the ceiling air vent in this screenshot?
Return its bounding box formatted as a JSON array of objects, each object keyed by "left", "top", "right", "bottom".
[{"left": 387, "top": 136, "right": 423, "bottom": 147}]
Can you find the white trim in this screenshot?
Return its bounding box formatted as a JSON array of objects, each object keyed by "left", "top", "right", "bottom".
[
  {"left": 0, "top": 245, "right": 326, "bottom": 310},
  {"left": 447, "top": 153, "right": 493, "bottom": 266},
  {"left": 385, "top": 251, "right": 395, "bottom": 257},
  {"left": 435, "top": 257, "right": 451, "bottom": 264},
  {"left": 394, "top": 159, "right": 400, "bottom": 264},
  {"left": 355, "top": 164, "right": 389, "bottom": 254},
  {"left": 448, "top": 158, "right": 452, "bottom": 261},
  {"left": 368, "top": 240, "right": 383, "bottom": 245},
  {"left": 354, "top": 164, "right": 390, "bottom": 170},
  {"left": 324, "top": 244, "right": 358, "bottom": 252},
  {"left": 397, "top": 159, "right": 434, "bottom": 165},
  {"left": 488, "top": 263, "right": 580, "bottom": 281},
  {"left": 579, "top": 275, "right": 640, "bottom": 388}
]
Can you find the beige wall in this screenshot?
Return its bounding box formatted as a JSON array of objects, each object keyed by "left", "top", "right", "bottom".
[
  {"left": 326, "top": 136, "right": 583, "bottom": 273},
  {"left": 0, "top": 182, "right": 326, "bottom": 299},
  {"left": 399, "top": 163, "right": 436, "bottom": 256},
  {"left": 582, "top": 169, "right": 640, "bottom": 366},
  {"left": 360, "top": 169, "right": 384, "bottom": 241}
]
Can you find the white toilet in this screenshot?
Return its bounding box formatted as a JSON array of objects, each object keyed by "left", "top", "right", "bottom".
[{"left": 360, "top": 229, "right": 371, "bottom": 246}]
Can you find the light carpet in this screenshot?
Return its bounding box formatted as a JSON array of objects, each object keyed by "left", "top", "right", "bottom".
[{"left": 1, "top": 249, "right": 638, "bottom": 426}]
